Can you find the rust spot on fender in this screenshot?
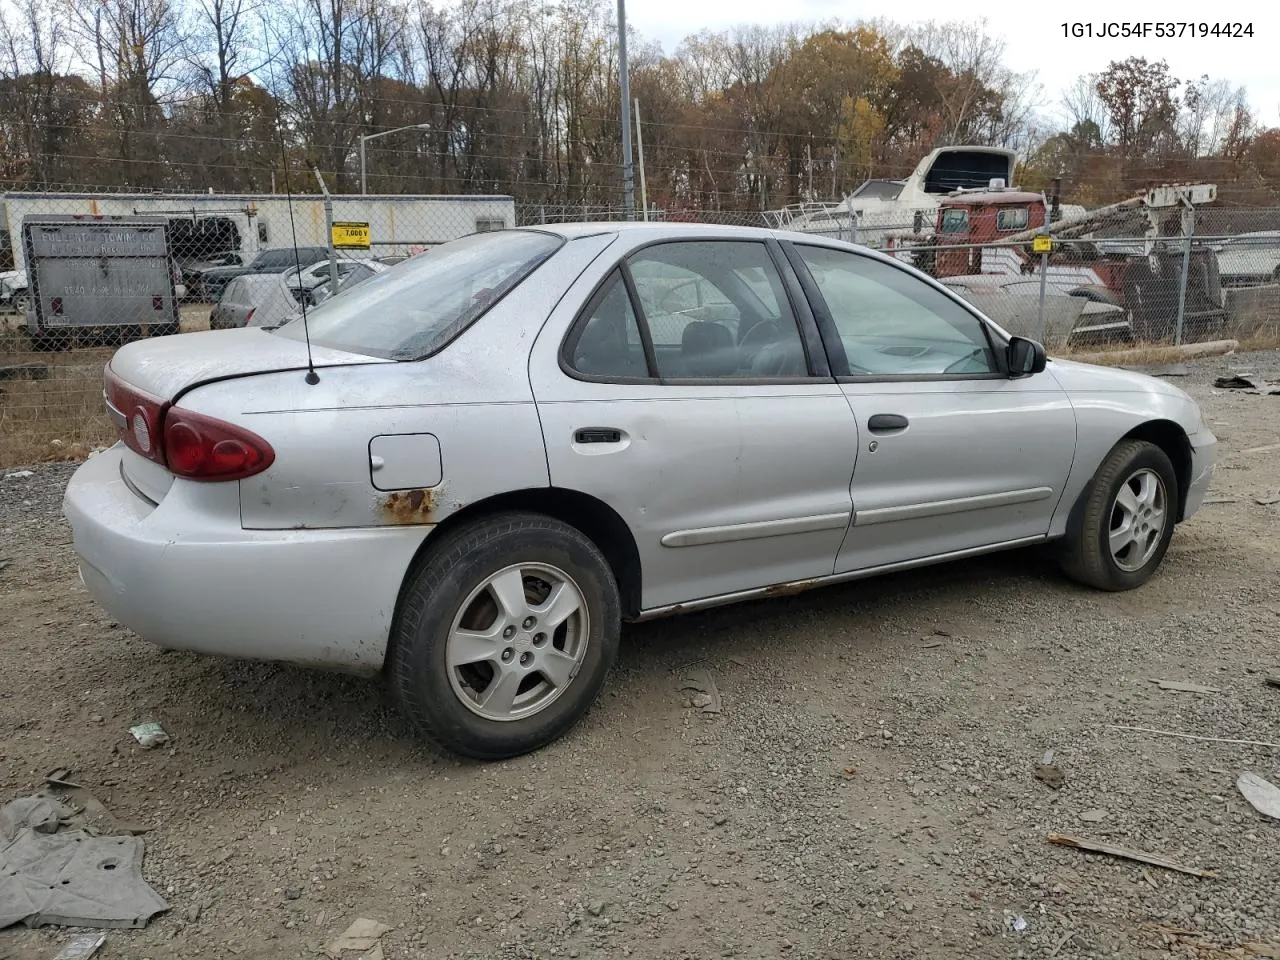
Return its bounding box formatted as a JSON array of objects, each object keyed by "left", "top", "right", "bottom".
[{"left": 379, "top": 486, "right": 443, "bottom": 525}]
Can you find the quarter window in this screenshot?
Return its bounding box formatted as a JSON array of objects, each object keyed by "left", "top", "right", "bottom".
[{"left": 797, "top": 246, "right": 998, "bottom": 377}]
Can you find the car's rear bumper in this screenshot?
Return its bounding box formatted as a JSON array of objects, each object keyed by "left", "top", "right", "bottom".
[
  {"left": 1183, "top": 426, "right": 1217, "bottom": 520},
  {"left": 62, "top": 445, "right": 430, "bottom": 674}
]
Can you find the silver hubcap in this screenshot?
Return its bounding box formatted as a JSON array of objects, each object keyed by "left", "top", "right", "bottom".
[
  {"left": 1109, "top": 468, "right": 1167, "bottom": 572},
  {"left": 445, "top": 562, "right": 589, "bottom": 722}
]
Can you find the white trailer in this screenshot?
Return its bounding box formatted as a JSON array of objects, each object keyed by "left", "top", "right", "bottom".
[{"left": 0, "top": 192, "right": 516, "bottom": 275}]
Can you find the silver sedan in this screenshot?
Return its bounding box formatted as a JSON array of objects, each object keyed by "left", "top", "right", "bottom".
[{"left": 63, "top": 223, "right": 1217, "bottom": 759}]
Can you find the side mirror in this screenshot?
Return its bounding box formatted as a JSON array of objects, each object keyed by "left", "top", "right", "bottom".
[{"left": 1007, "top": 336, "right": 1047, "bottom": 377}]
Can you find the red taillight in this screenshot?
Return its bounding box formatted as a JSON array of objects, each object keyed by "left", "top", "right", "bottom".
[
  {"left": 162, "top": 408, "right": 274, "bottom": 481},
  {"left": 244, "top": 308, "right": 255, "bottom": 326},
  {"left": 51, "top": 297, "right": 63, "bottom": 314},
  {"left": 152, "top": 295, "right": 164, "bottom": 311},
  {"left": 105, "top": 365, "right": 274, "bottom": 481},
  {"left": 105, "top": 366, "right": 167, "bottom": 464}
]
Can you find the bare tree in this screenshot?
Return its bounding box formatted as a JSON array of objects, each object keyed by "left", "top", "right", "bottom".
[
  {"left": 0, "top": 0, "right": 92, "bottom": 185},
  {"left": 59, "top": 0, "right": 187, "bottom": 186}
]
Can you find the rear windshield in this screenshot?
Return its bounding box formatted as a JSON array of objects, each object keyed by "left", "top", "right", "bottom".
[{"left": 273, "top": 230, "right": 563, "bottom": 360}]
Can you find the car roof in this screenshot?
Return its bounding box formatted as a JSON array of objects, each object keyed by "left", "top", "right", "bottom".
[
  {"left": 942, "top": 191, "right": 1042, "bottom": 206},
  {"left": 519, "top": 220, "right": 897, "bottom": 258},
  {"left": 528, "top": 221, "right": 776, "bottom": 241}
]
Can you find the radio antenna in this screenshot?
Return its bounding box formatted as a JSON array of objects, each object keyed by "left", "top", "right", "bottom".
[{"left": 260, "top": 27, "right": 319, "bottom": 385}]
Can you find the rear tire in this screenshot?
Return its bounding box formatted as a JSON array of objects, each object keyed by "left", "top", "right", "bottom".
[
  {"left": 1059, "top": 439, "right": 1179, "bottom": 591},
  {"left": 388, "top": 512, "right": 620, "bottom": 760}
]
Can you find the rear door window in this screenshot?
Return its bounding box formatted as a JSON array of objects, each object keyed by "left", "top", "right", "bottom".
[
  {"left": 563, "top": 271, "right": 650, "bottom": 379},
  {"left": 624, "top": 241, "right": 811, "bottom": 379}
]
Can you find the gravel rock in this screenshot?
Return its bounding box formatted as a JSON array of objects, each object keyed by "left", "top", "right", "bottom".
[{"left": 2, "top": 354, "right": 1280, "bottom": 959}]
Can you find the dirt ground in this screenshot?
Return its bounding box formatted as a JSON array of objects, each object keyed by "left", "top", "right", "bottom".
[{"left": 2, "top": 352, "right": 1279, "bottom": 960}]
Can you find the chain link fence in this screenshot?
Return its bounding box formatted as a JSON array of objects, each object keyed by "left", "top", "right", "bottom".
[{"left": 3, "top": 187, "right": 1280, "bottom": 466}]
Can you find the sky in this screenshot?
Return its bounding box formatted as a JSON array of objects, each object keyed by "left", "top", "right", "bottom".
[{"left": 628, "top": 0, "right": 1280, "bottom": 129}]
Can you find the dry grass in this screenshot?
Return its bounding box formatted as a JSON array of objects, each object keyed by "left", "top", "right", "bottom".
[
  {"left": 1058, "top": 328, "right": 1280, "bottom": 367},
  {"left": 0, "top": 330, "right": 115, "bottom": 468},
  {"left": 0, "top": 305, "right": 211, "bottom": 468}
]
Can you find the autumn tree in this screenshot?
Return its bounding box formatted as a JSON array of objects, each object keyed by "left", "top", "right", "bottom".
[
  {"left": 0, "top": 2, "right": 1271, "bottom": 208},
  {"left": 1094, "top": 56, "right": 1180, "bottom": 160}
]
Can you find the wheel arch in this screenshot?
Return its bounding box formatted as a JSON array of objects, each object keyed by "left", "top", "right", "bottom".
[
  {"left": 1120, "top": 419, "right": 1193, "bottom": 521},
  {"left": 1063, "top": 419, "right": 1193, "bottom": 535},
  {"left": 383, "top": 486, "right": 643, "bottom": 671}
]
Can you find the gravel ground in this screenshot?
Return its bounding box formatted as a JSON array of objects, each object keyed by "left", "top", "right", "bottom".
[{"left": 2, "top": 351, "right": 1279, "bottom": 960}]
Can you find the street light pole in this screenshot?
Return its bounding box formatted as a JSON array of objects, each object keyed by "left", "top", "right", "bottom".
[
  {"left": 359, "top": 123, "right": 431, "bottom": 195},
  {"left": 617, "top": 0, "right": 635, "bottom": 220}
]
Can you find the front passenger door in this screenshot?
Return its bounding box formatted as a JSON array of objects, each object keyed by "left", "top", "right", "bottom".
[{"left": 787, "top": 243, "right": 1079, "bottom": 573}]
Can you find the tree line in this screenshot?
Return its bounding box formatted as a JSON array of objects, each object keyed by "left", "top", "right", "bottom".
[{"left": 1, "top": 0, "right": 1277, "bottom": 210}]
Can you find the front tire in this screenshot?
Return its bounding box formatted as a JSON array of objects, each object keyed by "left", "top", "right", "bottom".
[
  {"left": 389, "top": 512, "right": 621, "bottom": 760},
  {"left": 1060, "top": 439, "right": 1179, "bottom": 591}
]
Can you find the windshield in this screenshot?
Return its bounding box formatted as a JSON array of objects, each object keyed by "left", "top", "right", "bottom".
[{"left": 273, "top": 230, "right": 563, "bottom": 360}]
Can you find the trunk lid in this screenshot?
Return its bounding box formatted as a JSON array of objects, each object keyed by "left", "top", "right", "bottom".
[
  {"left": 106, "top": 328, "right": 387, "bottom": 504},
  {"left": 109, "top": 326, "right": 387, "bottom": 402}
]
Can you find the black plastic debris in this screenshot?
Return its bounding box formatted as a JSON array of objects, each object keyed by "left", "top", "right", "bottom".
[{"left": 1214, "top": 375, "right": 1257, "bottom": 389}]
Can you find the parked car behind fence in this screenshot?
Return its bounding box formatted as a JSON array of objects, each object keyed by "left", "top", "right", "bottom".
[
  {"left": 210, "top": 258, "right": 389, "bottom": 330},
  {"left": 195, "top": 246, "right": 329, "bottom": 303},
  {"left": 939, "top": 274, "right": 1129, "bottom": 346}
]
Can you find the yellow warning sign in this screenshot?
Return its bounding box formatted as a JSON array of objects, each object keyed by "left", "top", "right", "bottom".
[
  {"left": 331, "top": 221, "right": 370, "bottom": 249},
  {"left": 1032, "top": 234, "right": 1052, "bottom": 255}
]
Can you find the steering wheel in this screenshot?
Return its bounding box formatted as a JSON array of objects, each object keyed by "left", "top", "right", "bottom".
[{"left": 739, "top": 319, "right": 780, "bottom": 349}]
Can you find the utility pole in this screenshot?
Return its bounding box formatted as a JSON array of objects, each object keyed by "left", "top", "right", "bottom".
[
  {"left": 634, "top": 98, "right": 648, "bottom": 221},
  {"left": 617, "top": 0, "right": 635, "bottom": 220},
  {"left": 310, "top": 162, "right": 341, "bottom": 294}
]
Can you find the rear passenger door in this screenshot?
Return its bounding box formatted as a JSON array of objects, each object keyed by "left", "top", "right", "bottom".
[{"left": 529, "top": 238, "right": 860, "bottom": 612}]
